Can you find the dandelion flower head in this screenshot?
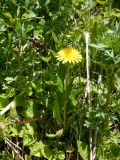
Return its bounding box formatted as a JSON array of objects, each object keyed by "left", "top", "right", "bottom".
[{"left": 56, "top": 48, "right": 82, "bottom": 64}]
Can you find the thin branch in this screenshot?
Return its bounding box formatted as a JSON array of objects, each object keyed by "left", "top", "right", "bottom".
[
  {"left": 6, "top": 139, "right": 24, "bottom": 160},
  {"left": 15, "top": 118, "right": 46, "bottom": 124},
  {"left": 0, "top": 101, "right": 15, "bottom": 115},
  {"left": 6, "top": 138, "right": 22, "bottom": 151}
]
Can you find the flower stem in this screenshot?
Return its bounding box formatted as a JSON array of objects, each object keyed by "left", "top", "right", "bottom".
[{"left": 63, "top": 63, "right": 70, "bottom": 132}]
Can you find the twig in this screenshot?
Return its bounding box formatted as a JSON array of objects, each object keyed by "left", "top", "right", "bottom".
[
  {"left": 15, "top": 118, "right": 46, "bottom": 124},
  {"left": 0, "top": 101, "right": 15, "bottom": 115},
  {"left": 6, "top": 138, "right": 22, "bottom": 151},
  {"left": 6, "top": 139, "right": 24, "bottom": 160}
]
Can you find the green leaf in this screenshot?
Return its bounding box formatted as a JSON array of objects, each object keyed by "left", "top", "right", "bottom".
[
  {"left": 25, "top": 101, "right": 34, "bottom": 118},
  {"left": 77, "top": 140, "right": 88, "bottom": 160},
  {"left": 58, "top": 63, "right": 66, "bottom": 83},
  {"left": 31, "top": 141, "right": 53, "bottom": 159},
  {"left": 30, "top": 141, "right": 43, "bottom": 157},
  {"left": 23, "top": 124, "right": 35, "bottom": 146},
  {"left": 63, "top": 3, "right": 75, "bottom": 15},
  {"left": 25, "top": 155, "right": 31, "bottom": 160},
  {"left": 5, "top": 77, "right": 16, "bottom": 84},
  {"left": 53, "top": 98, "right": 62, "bottom": 125},
  {"left": 89, "top": 43, "right": 107, "bottom": 49},
  {"left": 9, "top": 106, "right": 18, "bottom": 118},
  {"left": 14, "top": 94, "right": 26, "bottom": 107},
  {"left": 23, "top": 85, "right": 33, "bottom": 96},
  {"left": 0, "top": 18, "right": 6, "bottom": 31},
  {"left": 22, "top": 11, "right": 36, "bottom": 19},
  {"left": 45, "top": 0, "right": 50, "bottom": 6},
  {"left": 46, "top": 129, "right": 63, "bottom": 138},
  {"left": 0, "top": 95, "right": 9, "bottom": 109},
  {"left": 10, "top": 127, "right": 18, "bottom": 136},
  {"left": 0, "top": 25, "right": 6, "bottom": 31},
  {"left": 111, "top": 8, "right": 120, "bottom": 18},
  {"left": 96, "top": 0, "right": 110, "bottom": 5},
  {"left": 23, "top": 133, "right": 34, "bottom": 146},
  {"left": 41, "top": 145, "right": 53, "bottom": 160},
  {"left": 52, "top": 31, "right": 58, "bottom": 44},
  {"left": 115, "top": 55, "right": 120, "bottom": 64},
  {"left": 42, "top": 56, "right": 51, "bottom": 62},
  {"left": 3, "top": 12, "right": 13, "bottom": 22},
  {"left": 57, "top": 151, "right": 65, "bottom": 160},
  {"left": 57, "top": 77, "right": 63, "bottom": 93}
]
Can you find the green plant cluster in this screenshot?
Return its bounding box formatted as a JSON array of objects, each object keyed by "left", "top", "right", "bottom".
[{"left": 0, "top": 0, "right": 120, "bottom": 160}]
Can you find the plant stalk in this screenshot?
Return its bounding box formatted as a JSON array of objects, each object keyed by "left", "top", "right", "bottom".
[
  {"left": 63, "top": 63, "right": 70, "bottom": 132},
  {"left": 93, "top": 129, "right": 97, "bottom": 160},
  {"left": 84, "top": 32, "right": 93, "bottom": 160}
]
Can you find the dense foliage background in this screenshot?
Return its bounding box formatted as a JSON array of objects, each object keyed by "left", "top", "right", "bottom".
[{"left": 0, "top": 0, "right": 120, "bottom": 159}]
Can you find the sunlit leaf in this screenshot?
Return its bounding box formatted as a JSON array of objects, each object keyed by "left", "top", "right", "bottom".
[
  {"left": 3, "top": 12, "right": 13, "bottom": 22},
  {"left": 46, "top": 129, "right": 63, "bottom": 138},
  {"left": 57, "top": 151, "right": 65, "bottom": 160},
  {"left": 77, "top": 140, "right": 88, "bottom": 160},
  {"left": 45, "top": 0, "right": 50, "bottom": 6},
  {"left": 41, "top": 145, "right": 53, "bottom": 159},
  {"left": 96, "top": 0, "right": 110, "bottom": 5},
  {"left": 22, "top": 11, "right": 36, "bottom": 19},
  {"left": 30, "top": 141, "right": 43, "bottom": 157}
]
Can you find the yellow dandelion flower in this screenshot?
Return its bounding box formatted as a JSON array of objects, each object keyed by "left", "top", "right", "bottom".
[{"left": 56, "top": 48, "right": 82, "bottom": 64}]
